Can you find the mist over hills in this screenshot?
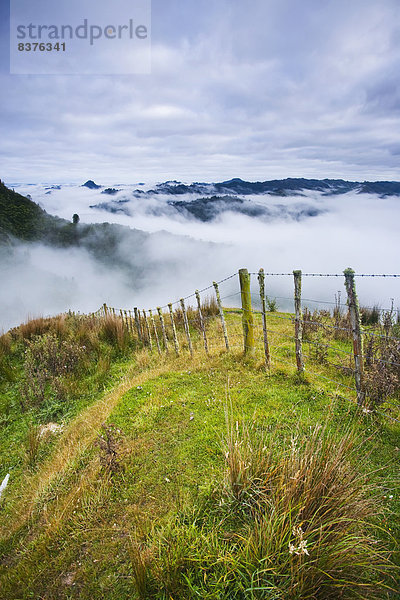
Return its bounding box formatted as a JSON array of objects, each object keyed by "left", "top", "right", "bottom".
[
  {"left": 130, "top": 177, "right": 400, "bottom": 197},
  {"left": 82, "top": 177, "right": 400, "bottom": 197},
  {"left": 85, "top": 177, "right": 400, "bottom": 222},
  {"left": 0, "top": 180, "right": 151, "bottom": 276},
  {"left": 0, "top": 181, "right": 226, "bottom": 330},
  {"left": 1, "top": 177, "right": 400, "bottom": 332},
  {"left": 0, "top": 180, "right": 217, "bottom": 273}
]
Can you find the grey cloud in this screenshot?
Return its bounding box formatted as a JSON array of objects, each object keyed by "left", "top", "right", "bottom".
[{"left": 1, "top": 0, "right": 400, "bottom": 181}]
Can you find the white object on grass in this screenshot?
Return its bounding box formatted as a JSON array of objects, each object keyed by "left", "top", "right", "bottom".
[{"left": 0, "top": 474, "right": 10, "bottom": 499}]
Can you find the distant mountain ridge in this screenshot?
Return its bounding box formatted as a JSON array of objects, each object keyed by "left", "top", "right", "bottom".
[
  {"left": 80, "top": 177, "right": 400, "bottom": 199},
  {"left": 127, "top": 177, "right": 400, "bottom": 198},
  {"left": 87, "top": 177, "right": 400, "bottom": 223}
]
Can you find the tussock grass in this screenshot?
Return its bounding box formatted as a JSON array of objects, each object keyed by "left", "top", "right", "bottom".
[
  {"left": 23, "top": 423, "right": 42, "bottom": 468},
  {"left": 361, "top": 305, "right": 381, "bottom": 326},
  {"left": 221, "top": 419, "right": 395, "bottom": 598},
  {"left": 127, "top": 417, "right": 398, "bottom": 599},
  {"left": 100, "top": 314, "right": 128, "bottom": 351},
  {"left": 200, "top": 294, "right": 219, "bottom": 318},
  {"left": 0, "top": 332, "right": 11, "bottom": 354},
  {"left": 15, "top": 315, "right": 66, "bottom": 341},
  {"left": 0, "top": 332, "right": 13, "bottom": 381},
  {"left": 129, "top": 539, "right": 153, "bottom": 599}
]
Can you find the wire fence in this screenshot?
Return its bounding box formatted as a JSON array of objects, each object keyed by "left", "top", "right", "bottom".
[{"left": 91, "top": 268, "right": 400, "bottom": 425}]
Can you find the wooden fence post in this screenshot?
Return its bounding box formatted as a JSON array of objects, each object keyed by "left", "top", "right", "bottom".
[
  {"left": 140, "top": 311, "right": 147, "bottom": 345},
  {"left": 168, "top": 303, "right": 180, "bottom": 356},
  {"left": 180, "top": 298, "right": 194, "bottom": 357},
  {"left": 213, "top": 281, "right": 230, "bottom": 351},
  {"left": 128, "top": 310, "right": 134, "bottom": 335},
  {"left": 293, "top": 270, "right": 305, "bottom": 373},
  {"left": 149, "top": 309, "right": 162, "bottom": 355},
  {"left": 134, "top": 307, "right": 143, "bottom": 344},
  {"left": 157, "top": 307, "right": 169, "bottom": 352},
  {"left": 195, "top": 290, "right": 209, "bottom": 355},
  {"left": 239, "top": 268, "right": 255, "bottom": 356},
  {"left": 344, "top": 268, "right": 365, "bottom": 406},
  {"left": 143, "top": 310, "right": 153, "bottom": 350},
  {"left": 258, "top": 268, "right": 271, "bottom": 368},
  {"left": 103, "top": 303, "right": 108, "bottom": 317}
]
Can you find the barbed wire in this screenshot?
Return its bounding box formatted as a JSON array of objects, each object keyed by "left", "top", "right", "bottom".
[
  {"left": 249, "top": 272, "right": 292, "bottom": 276},
  {"left": 302, "top": 319, "right": 351, "bottom": 333},
  {"left": 216, "top": 273, "right": 238, "bottom": 284},
  {"left": 97, "top": 269, "right": 399, "bottom": 320},
  {"left": 144, "top": 273, "right": 238, "bottom": 313},
  {"left": 196, "top": 283, "right": 215, "bottom": 294},
  {"left": 302, "top": 354, "right": 354, "bottom": 375},
  {"left": 367, "top": 356, "right": 400, "bottom": 369},
  {"left": 363, "top": 330, "right": 400, "bottom": 342},
  {"left": 93, "top": 303, "right": 400, "bottom": 353},
  {"left": 271, "top": 349, "right": 357, "bottom": 394},
  {"left": 249, "top": 272, "right": 400, "bottom": 278},
  {"left": 303, "top": 338, "right": 354, "bottom": 356},
  {"left": 376, "top": 411, "right": 400, "bottom": 424},
  {"left": 220, "top": 292, "right": 241, "bottom": 301},
  {"left": 354, "top": 274, "right": 400, "bottom": 278},
  {"left": 265, "top": 329, "right": 296, "bottom": 342},
  {"left": 253, "top": 295, "right": 398, "bottom": 313},
  {"left": 255, "top": 312, "right": 294, "bottom": 322},
  {"left": 88, "top": 270, "right": 400, "bottom": 427}
]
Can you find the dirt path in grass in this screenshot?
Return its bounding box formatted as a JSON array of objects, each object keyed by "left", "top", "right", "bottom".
[{"left": 0, "top": 362, "right": 177, "bottom": 540}]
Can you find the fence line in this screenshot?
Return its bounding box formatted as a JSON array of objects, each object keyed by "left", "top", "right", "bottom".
[
  {"left": 249, "top": 272, "right": 400, "bottom": 278},
  {"left": 90, "top": 268, "right": 400, "bottom": 425}
]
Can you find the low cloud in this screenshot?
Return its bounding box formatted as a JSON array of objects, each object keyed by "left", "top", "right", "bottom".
[{"left": 1, "top": 185, "right": 399, "bottom": 331}]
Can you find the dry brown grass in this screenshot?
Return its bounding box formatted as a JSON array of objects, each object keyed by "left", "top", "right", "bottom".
[
  {"left": 15, "top": 315, "right": 66, "bottom": 341},
  {"left": 129, "top": 539, "right": 154, "bottom": 599},
  {"left": 23, "top": 423, "right": 42, "bottom": 468},
  {"left": 0, "top": 332, "right": 11, "bottom": 355},
  {"left": 100, "top": 314, "right": 128, "bottom": 350}
]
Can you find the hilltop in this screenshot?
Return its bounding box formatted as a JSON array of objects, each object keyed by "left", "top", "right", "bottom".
[{"left": 0, "top": 298, "right": 399, "bottom": 599}]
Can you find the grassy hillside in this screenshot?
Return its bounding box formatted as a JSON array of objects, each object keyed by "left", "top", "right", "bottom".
[{"left": 0, "top": 309, "right": 399, "bottom": 599}]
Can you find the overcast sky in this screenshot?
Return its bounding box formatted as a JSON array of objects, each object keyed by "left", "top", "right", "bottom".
[{"left": 1, "top": 0, "right": 400, "bottom": 183}]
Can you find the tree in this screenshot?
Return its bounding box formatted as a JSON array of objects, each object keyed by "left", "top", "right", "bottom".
[{"left": 72, "top": 213, "right": 80, "bottom": 224}]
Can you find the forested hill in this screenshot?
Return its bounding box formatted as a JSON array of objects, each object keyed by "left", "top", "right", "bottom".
[
  {"left": 0, "top": 180, "right": 216, "bottom": 278},
  {"left": 0, "top": 179, "right": 144, "bottom": 247},
  {"left": 0, "top": 179, "right": 58, "bottom": 243}
]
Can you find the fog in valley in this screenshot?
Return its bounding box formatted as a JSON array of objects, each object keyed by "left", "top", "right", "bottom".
[{"left": 1, "top": 182, "right": 399, "bottom": 332}]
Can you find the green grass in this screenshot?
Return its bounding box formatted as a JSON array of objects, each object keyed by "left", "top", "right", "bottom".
[
  {"left": 0, "top": 311, "right": 399, "bottom": 599},
  {"left": 0, "top": 314, "right": 143, "bottom": 494}
]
